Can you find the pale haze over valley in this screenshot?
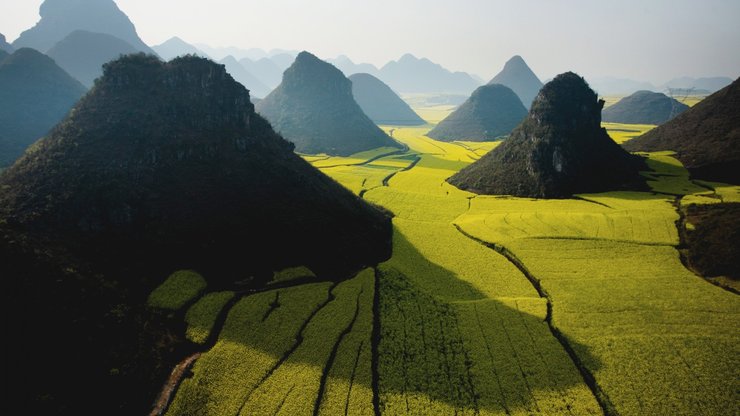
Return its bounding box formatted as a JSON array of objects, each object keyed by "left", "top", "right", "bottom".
[{"left": 2, "top": 0, "right": 739, "bottom": 84}]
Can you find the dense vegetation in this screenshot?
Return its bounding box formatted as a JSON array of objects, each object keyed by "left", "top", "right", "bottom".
[
  {"left": 0, "top": 47, "right": 86, "bottom": 167},
  {"left": 449, "top": 72, "right": 646, "bottom": 198},
  {"left": 0, "top": 54, "right": 392, "bottom": 414},
  {"left": 257, "top": 52, "right": 401, "bottom": 155},
  {"left": 427, "top": 83, "right": 527, "bottom": 142},
  {"left": 487, "top": 55, "right": 543, "bottom": 109},
  {"left": 624, "top": 77, "right": 740, "bottom": 184},
  {"left": 602, "top": 90, "right": 689, "bottom": 124},
  {"left": 349, "top": 73, "right": 426, "bottom": 126}
]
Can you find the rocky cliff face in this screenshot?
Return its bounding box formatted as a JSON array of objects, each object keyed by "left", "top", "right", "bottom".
[{"left": 449, "top": 72, "right": 645, "bottom": 198}]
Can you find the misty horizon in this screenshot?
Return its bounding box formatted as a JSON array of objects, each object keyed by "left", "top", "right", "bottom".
[{"left": 2, "top": 0, "right": 739, "bottom": 85}]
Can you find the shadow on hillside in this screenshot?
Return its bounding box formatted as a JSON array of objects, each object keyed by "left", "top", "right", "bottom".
[{"left": 175, "top": 230, "right": 604, "bottom": 414}]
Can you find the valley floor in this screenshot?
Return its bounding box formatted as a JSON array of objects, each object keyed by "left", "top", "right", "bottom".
[{"left": 154, "top": 122, "right": 739, "bottom": 415}]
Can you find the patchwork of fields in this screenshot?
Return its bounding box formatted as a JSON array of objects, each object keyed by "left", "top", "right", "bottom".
[{"left": 152, "top": 107, "right": 739, "bottom": 415}]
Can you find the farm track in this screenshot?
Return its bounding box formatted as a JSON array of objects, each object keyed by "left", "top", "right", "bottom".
[{"left": 453, "top": 224, "right": 616, "bottom": 416}]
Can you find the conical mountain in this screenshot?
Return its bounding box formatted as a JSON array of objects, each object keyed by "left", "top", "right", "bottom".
[
  {"left": 47, "top": 30, "right": 139, "bottom": 87},
  {"left": 488, "top": 55, "right": 543, "bottom": 109},
  {"left": 602, "top": 90, "right": 689, "bottom": 125},
  {"left": 152, "top": 36, "right": 208, "bottom": 60},
  {"left": 0, "top": 48, "right": 86, "bottom": 168},
  {"left": 12, "top": 0, "right": 155, "bottom": 54},
  {"left": 0, "top": 33, "right": 13, "bottom": 53},
  {"left": 256, "top": 51, "right": 400, "bottom": 155},
  {"left": 219, "top": 55, "right": 271, "bottom": 98},
  {"left": 349, "top": 73, "right": 425, "bottom": 126},
  {"left": 624, "top": 77, "right": 740, "bottom": 184},
  {"left": 450, "top": 72, "right": 645, "bottom": 198},
  {"left": 427, "top": 83, "right": 527, "bottom": 142},
  {"left": 0, "top": 54, "right": 391, "bottom": 278}
]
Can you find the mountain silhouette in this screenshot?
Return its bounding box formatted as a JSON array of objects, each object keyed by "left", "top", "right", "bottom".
[
  {"left": 0, "top": 48, "right": 86, "bottom": 168},
  {"left": 12, "top": 0, "right": 155, "bottom": 54},
  {"left": 602, "top": 90, "right": 689, "bottom": 125},
  {"left": 624, "top": 77, "right": 740, "bottom": 184},
  {"left": 378, "top": 53, "right": 480, "bottom": 94},
  {"left": 0, "top": 33, "right": 13, "bottom": 53},
  {"left": 47, "top": 30, "right": 139, "bottom": 87},
  {"left": 427, "top": 83, "right": 527, "bottom": 142},
  {"left": 329, "top": 55, "right": 380, "bottom": 77},
  {"left": 450, "top": 72, "right": 645, "bottom": 197},
  {"left": 152, "top": 36, "right": 208, "bottom": 60},
  {"left": 349, "top": 73, "right": 425, "bottom": 126},
  {"left": 1, "top": 53, "right": 391, "bottom": 277},
  {"left": 256, "top": 51, "right": 400, "bottom": 155},
  {"left": 219, "top": 55, "right": 271, "bottom": 98},
  {"left": 488, "top": 55, "right": 543, "bottom": 109},
  {"left": 239, "top": 56, "right": 283, "bottom": 89}
]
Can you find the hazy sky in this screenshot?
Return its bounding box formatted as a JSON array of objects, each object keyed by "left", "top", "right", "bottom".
[{"left": 2, "top": 0, "right": 739, "bottom": 84}]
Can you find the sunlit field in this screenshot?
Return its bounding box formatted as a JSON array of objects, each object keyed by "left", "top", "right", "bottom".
[{"left": 152, "top": 117, "right": 740, "bottom": 415}]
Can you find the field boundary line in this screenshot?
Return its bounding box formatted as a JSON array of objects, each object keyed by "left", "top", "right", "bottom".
[{"left": 453, "top": 224, "right": 618, "bottom": 416}]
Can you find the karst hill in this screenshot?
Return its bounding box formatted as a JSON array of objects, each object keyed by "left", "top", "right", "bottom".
[
  {"left": 427, "top": 83, "right": 527, "bottom": 142},
  {"left": 449, "top": 72, "right": 645, "bottom": 197},
  {"left": 256, "top": 51, "right": 400, "bottom": 155},
  {"left": 623, "top": 77, "right": 740, "bottom": 184}
]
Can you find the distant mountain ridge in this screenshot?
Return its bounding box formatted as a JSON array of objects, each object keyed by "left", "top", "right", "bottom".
[
  {"left": 378, "top": 53, "right": 480, "bottom": 95},
  {"left": 0, "top": 48, "right": 86, "bottom": 167},
  {"left": 256, "top": 51, "right": 400, "bottom": 155},
  {"left": 329, "top": 55, "right": 380, "bottom": 77},
  {"left": 219, "top": 55, "right": 271, "bottom": 98},
  {"left": 488, "top": 55, "right": 543, "bottom": 109},
  {"left": 152, "top": 36, "right": 208, "bottom": 60},
  {"left": 12, "top": 0, "right": 155, "bottom": 55},
  {"left": 47, "top": 30, "right": 139, "bottom": 87},
  {"left": 349, "top": 73, "right": 425, "bottom": 126}
]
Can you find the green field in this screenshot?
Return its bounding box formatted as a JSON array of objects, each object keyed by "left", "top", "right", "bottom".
[{"left": 159, "top": 119, "right": 739, "bottom": 415}]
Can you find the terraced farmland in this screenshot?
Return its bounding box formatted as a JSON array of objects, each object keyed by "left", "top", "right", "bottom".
[{"left": 157, "top": 115, "right": 739, "bottom": 415}]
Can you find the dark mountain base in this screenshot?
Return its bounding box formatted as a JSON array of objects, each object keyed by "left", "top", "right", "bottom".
[
  {"left": 685, "top": 203, "right": 740, "bottom": 280},
  {"left": 689, "top": 160, "right": 740, "bottom": 185}
]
